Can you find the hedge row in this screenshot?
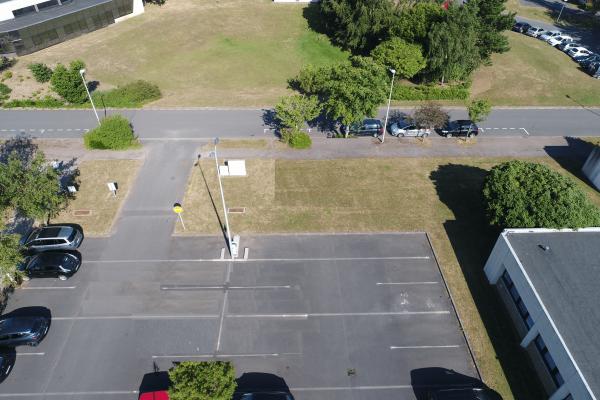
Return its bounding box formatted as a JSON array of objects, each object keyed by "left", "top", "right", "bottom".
[
  {"left": 392, "top": 83, "right": 470, "bottom": 101},
  {"left": 2, "top": 97, "right": 65, "bottom": 108}
]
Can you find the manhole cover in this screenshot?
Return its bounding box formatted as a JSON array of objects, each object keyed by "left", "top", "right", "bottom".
[
  {"left": 228, "top": 207, "right": 246, "bottom": 214},
  {"left": 73, "top": 209, "right": 92, "bottom": 216}
]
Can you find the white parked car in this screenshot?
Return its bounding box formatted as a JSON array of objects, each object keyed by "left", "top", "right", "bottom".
[
  {"left": 388, "top": 119, "right": 431, "bottom": 137},
  {"left": 539, "top": 31, "right": 562, "bottom": 41},
  {"left": 526, "top": 27, "right": 545, "bottom": 37},
  {"left": 559, "top": 42, "right": 580, "bottom": 52},
  {"left": 568, "top": 47, "right": 593, "bottom": 58},
  {"left": 548, "top": 35, "right": 573, "bottom": 47}
]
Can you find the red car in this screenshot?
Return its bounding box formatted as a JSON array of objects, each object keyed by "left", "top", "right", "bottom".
[{"left": 139, "top": 391, "right": 169, "bottom": 400}]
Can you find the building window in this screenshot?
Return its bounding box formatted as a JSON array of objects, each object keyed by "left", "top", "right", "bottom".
[
  {"left": 562, "top": 395, "right": 573, "bottom": 400},
  {"left": 534, "top": 335, "right": 564, "bottom": 387},
  {"left": 63, "top": 19, "right": 88, "bottom": 35},
  {"left": 36, "top": 0, "right": 60, "bottom": 11},
  {"left": 501, "top": 270, "right": 535, "bottom": 329},
  {"left": 12, "top": 5, "right": 37, "bottom": 18},
  {"left": 31, "top": 29, "right": 59, "bottom": 46}
]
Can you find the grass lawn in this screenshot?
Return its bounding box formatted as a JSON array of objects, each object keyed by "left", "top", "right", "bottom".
[
  {"left": 178, "top": 155, "right": 600, "bottom": 400},
  {"left": 17, "top": 0, "right": 347, "bottom": 107},
  {"left": 471, "top": 31, "right": 600, "bottom": 106},
  {"left": 52, "top": 159, "right": 141, "bottom": 236}
]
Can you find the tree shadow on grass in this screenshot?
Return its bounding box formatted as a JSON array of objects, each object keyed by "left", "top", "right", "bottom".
[
  {"left": 429, "top": 164, "right": 545, "bottom": 400},
  {"left": 302, "top": 3, "right": 328, "bottom": 37},
  {"left": 545, "top": 136, "right": 599, "bottom": 191}
]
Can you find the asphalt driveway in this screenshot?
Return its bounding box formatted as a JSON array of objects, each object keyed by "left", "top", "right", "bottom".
[{"left": 0, "top": 234, "right": 478, "bottom": 399}]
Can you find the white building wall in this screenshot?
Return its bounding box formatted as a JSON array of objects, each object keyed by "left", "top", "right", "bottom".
[{"left": 483, "top": 230, "right": 595, "bottom": 400}]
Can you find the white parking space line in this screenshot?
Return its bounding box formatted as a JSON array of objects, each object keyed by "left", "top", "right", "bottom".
[
  {"left": 227, "top": 311, "right": 450, "bottom": 319},
  {"left": 152, "top": 352, "right": 301, "bottom": 359},
  {"left": 481, "top": 127, "right": 530, "bottom": 135},
  {"left": 390, "top": 345, "right": 461, "bottom": 350},
  {"left": 87, "top": 256, "right": 430, "bottom": 264},
  {"left": 16, "top": 352, "right": 45, "bottom": 356},
  {"left": 291, "top": 385, "right": 413, "bottom": 391},
  {"left": 21, "top": 286, "right": 76, "bottom": 290},
  {"left": 161, "top": 285, "right": 291, "bottom": 290},
  {"left": 52, "top": 314, "right": 219, "bottom": 321},
  {"left": 376, "top": 282, "right": 438, "bottom": 286},
  {"left": 0, "top": 390, "right": 139, "bottom": 397}
]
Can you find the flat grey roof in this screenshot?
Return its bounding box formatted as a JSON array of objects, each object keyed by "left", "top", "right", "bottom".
[
  {"left": 0, "top": 0, "right": 112, "bottom": 33},
  {"left": 506, "top": 230, "right": 600, "bottom": 398}
]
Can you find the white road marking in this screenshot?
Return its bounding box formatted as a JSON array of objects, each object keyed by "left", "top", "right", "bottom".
[
  {"left": 216, "top": 260, "right": 234, "bottom": 352},
  {"left": 227, "top": 311, "right": 450, "bottom": 318},
  {"left": 86, "top": 256, "right": 430, "bottom": 264},
  {"left": 481, "top": 127, "right": 530, "bottom": 135},
  {"left": 16, "top": 352, "right": 45, "bottom": 356},
  {"left": 161, "top": 285, "right": 291, "bottom": 290},
  {"left": 152, "top": 352, "right": 301, "bottom": 359},
  {"left": 291, "top": 385, "right": 413, "bottom": 391},
  {"left": 21, "top": 286, "right": 76, "bottom": 290},
  {"left": 52, "top": 314, "right": 219, "bottom": 321},
  {"left": 0, "top": 391, "right": 139, "bottom": 397},
  {"left": 376, "top": 282, "right": 438, "bottom": 286},
  {"left": 522, "top": 128, "right": 530, "bottom": 135},
  {"left": 390, "top": 345, "right": 461, "bottom": 349}
]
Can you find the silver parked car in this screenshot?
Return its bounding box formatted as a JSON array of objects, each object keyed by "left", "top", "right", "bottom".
[
  {"left": 24, "top": 225, "right": 84, "bottom": 252},
  {"left": 526, "top": 27, "right": 545, "bottom": 38},
  {"left": 388, "top": 119, "right": 431, "bottom": 137}
]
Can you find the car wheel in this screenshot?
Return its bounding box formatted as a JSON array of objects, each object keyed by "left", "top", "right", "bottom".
[{"left": 59, "top": 275, "right": 68, "bottom": 281}]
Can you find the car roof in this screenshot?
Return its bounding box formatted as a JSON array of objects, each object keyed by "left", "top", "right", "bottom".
[
  {"left": 139, "top": 391, "right": 169, "bottom": 400},
  {"left": 0, "top": 317, "right": 40, "bottom": 334},
  {"left": 29, "top": 252, "right": 76, "bottom": 266},
  {"left": 35, "top": 226, "right": 73, "bottom": 239},
  {"left": 363, "top": 118, "right": 380, "bottom": 124}
]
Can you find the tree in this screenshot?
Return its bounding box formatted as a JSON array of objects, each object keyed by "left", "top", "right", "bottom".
[
  {"left": 468, "top": 99, "right": 492, "bottom": 123},
  {"left": 482, "top": 161, "right": 600, "bottom": 228},
  {"left": 371, "top": 38, "right": 426, "bottom": 79},
  {"left": 275, "top": 95, "right": 320, "bottom": 131},
  {"left": 50, "top": 60, "right": 87, "bottom": 104},
  {"left": 412, "top": 102, "right": 449, "bottom": 129},
  {"left": 319, "top": 0, "right": 394, "bottom": 53},
  {"left": 28, "top": 63, "right": 53, "bottom": 83},
  {"left": 168, "top": 361, "right": 237, "bottom": 400},
  {"left": 470, "top": 0, "right": 515, "bottom": 60},
  {"left": 392, "top": 1, "right": 445, "bottom": 44},
  {"left": 425, "top": 4, "right": 481, "bottom": 83},
  {"left": 0, "top": 151, "right": 71, "bottom": 222},
  {"left": 0, "top": 230, "right": 23, "bottom": 286},
  {"left": 84, "top": 115, "right": 138, "bottom": 150}
]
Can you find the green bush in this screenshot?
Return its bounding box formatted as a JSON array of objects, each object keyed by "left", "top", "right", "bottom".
[
  {"left": 290, "top": 131, "right": 312, "bottom": 149},
  {"left": 83, "top": 115, "right": 138, "bottom": 150},
  {"left": 50, "top": 60, "right": 87, "bottom": 104},
  {"left": 168, "top": 361, "right": 237, "bottom": 400},
  {"left": 28, "top": 63, "right": 53, "bottom": 83},
  {"left": 482, "top": 160, "right": 600, "bottom": 228},
  {"left": 392, "top": 83, "right": 470, "bottom": 101},
  {"left": 0, "top": 83, "right": 11, "bottom": 102},
  {"left": 2, "top": 71, "right": 12, "bottom": 81},
  {"left": 0, "top": 56, "right": 15, "bottom": 72},
  {"left": 2, "top": 96, "right": 64, "bottom": 108},
  {"left": 92, "top": 80, "right": 161, "bottom": 108}
]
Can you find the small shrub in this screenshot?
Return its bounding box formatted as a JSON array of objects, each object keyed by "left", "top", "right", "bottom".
[
  {"left": 0, "top": 83, "right": 11, "bottom": 103},
  {"left": 0, "top": 56, "right": 16, "bottom": 72},
  {"left": 92, "top": 80, "right": 161, "bottom": 107},
  {"left": 290, "top": 131, "right": 312, "bottom": 149},
  {"left": 2, "top": 71, "right": 12, "bottom": 80},
  {"left": 51, "top": 60, "right": 87, "bottom": 104},
  {"left": 28, "top": 63, "right": 53, "bottom": 83},
  {"left": 393, "top": 83, "right": 470, "bottom": 101},
  {"left": 84, "top": 115, "right": 138, "bottom": 150},
  {"left": 2, "top": 96, "right": 64, "bottom": 108}
]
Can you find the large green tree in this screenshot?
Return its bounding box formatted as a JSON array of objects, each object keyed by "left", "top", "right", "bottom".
[
  {"left": 274, "top": 95, "right": 320, "bottom": 131},
  {"left": 371, "top": 38, "right": 426, "bottom": 79},
  {"left": 0, "top": 228, "right": 23, "bottom": 286},
  {"left": 392, "top": 1, "right": 445, "bottom": 44},
  {"left": 0, "top": 151, "right": 71, "bottom": 222},
  {"left": 168, "top": 361, "right": 237, "bottom": 400},
  {"left": 470, "top": 0, "right": 515, "bottom": 60},
  {"left": 319, "top": 0, "right": 394, "bottom": 53},
  {"left": 425, "top": 4, "right": 481, "bottom": 83},
  {"left": 482, "top": 161, "right": 600, "bottom": 228},
  {"left": 50, "top": 60, "right": 88, "bottom": 104}
]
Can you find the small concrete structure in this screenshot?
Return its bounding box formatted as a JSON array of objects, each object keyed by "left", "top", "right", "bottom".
[
  {"left": 484, "top": 228, "right": 600, "bottom": 400},
  {"left": 219, "top": 160, "right": 247, "bottom": 177},
  {"left": 582, "top": 147, "right": 600, "bottom": 191}
]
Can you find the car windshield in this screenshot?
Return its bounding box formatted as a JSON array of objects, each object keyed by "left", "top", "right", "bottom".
[{"left": 67, "top": 229, "right": 77, "bottom": 242}]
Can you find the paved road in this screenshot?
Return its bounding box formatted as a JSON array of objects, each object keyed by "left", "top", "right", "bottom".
[{"left": 1, "top": 108, "right": 600, "bottom": 139}]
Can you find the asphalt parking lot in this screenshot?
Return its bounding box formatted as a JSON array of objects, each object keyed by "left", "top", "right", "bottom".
[{"left": 0, "top": 233, "right": 478, "bottom": 400}]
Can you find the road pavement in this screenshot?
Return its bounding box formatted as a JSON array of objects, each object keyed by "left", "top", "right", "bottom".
[{"left": 1, "top": 107, "right": 600, "bottom": 139}]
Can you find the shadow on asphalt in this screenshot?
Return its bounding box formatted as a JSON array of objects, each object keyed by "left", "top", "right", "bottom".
[
  {"left": 0, "top": 347, "right": 16, "bottom": 384},
  {"left": 410, "top": 367, "right": 500, "bottom": 400},
  {"left": 429, "top": 164, "right": 545, "bottom": 400},
  {"left": 544, "top": 136, "right": 599, "bottom": 190},
  {"left": 198, "top": 163, "right": 230, "bottom": 249},
  {"left": 139, "top": 369, "right": 170, "bottom": 396},
  {"left": 233, "top": 372, "right": 294, "bottom": 400}
]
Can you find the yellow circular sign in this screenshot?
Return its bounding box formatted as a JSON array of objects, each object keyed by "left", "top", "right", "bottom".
[{"left": 173, "top": 205, "right": 183, "bottom": 214}]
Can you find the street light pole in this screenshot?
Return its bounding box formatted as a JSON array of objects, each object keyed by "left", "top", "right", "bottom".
[
  {"left": 381, "top": 68, "right": 396, "bottom": 144},
  {"left": 213, "top": 138, "right": 234, "bottom": 259},
  {"left": 557, "top": 4, "right": 565, "bottom": 22},
  {"left": 79, "top": 69, "right": 100, "bottom": 124}
]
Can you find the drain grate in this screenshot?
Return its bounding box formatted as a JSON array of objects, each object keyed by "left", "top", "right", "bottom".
[
  {"left": 228, "top": 207, "right": 246, "bottom": 214},
  {"left": 73, "top": 209, "right": 92, "bottom": 216}
]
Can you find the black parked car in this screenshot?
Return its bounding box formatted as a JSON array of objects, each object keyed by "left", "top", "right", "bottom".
[
  {"left": 439, "top": 120, "right": 479, "bottom": 137},
  {"left": 0, "top": 316, "right": 50, "bottom": 347},
  {"left": 239, "top": 392, "right": 294, "bottom": 400},
  {"left": 512, "top": 22, "right": 531, "bottom": 33},
  {"left": 0, "top": 348, "right": 15, "bottom": 382},
  {"left": 19, "top": 251, "right": 81, "bottom": 281},
  {"left": 345, "top": 118, "right": 383, "bottom": 137},
  {"left": 428, "top": 387, "right": 503, "bottom": 400}
]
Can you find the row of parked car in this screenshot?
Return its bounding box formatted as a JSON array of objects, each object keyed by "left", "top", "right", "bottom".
[
  {"left": 513, "top": 22, "right": 600, "bottom": 78},
  {"left": 346, "top": 118, "right": 479, "bottom": 139},
  {"left": 0, "top": 224, "right": 84, "bottom": 382}
]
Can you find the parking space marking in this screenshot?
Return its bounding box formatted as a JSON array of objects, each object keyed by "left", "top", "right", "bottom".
[
  {"left": 21, "top": 286, "right": 76, "bottom": 290},
  {"left": 152, "top": 352, "right": 301, "bottom": 359},
  {"left": 0, "top": 390, "right": 139, "bottom": 397},
  {"left": 291, "top": 385, "right": 413, "bottom": 391},
  {"left": 52, "top": 314, "right": 219, "bottom": 321},
  {"left": 227, "top": 311, "right": 450, "bottom": 319},
  {"left": 390, "top": 345, "right": 461, "bottom": 350},
  {"left": 481, "top": 127, "right": 530, "bottom": 136},
  {"left": 376, "top": 281, "right": 438, "bottom": 286},
  {"left": 86, "top": 255, "right": 430, "bottom": 264},
  {"left": 16, "top": 352, "right": 45, "bottom": 356},
  {"left": 216, "top": 260, "right": 234, "bottom": 352},
  {"left": 161, "top": 284, "right": 291, "bottom": 291}
]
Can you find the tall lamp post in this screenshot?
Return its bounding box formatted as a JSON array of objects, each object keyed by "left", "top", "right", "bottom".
[
  {"left": 212, "top": 138, "right": 234, "bottom": 259},
  {"left": 381, "top": 68, "right": 396, "bottom": 144},
  {"left": 79, "top": 69, "right": 100, "bottom": 124}
]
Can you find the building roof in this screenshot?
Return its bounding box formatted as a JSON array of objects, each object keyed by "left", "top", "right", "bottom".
[
  {"left": 0, "top": 0, "right": 111, "bottom": 33},
  {"left": 504, "top": 228, "right": 600, "bottom": 399}
]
